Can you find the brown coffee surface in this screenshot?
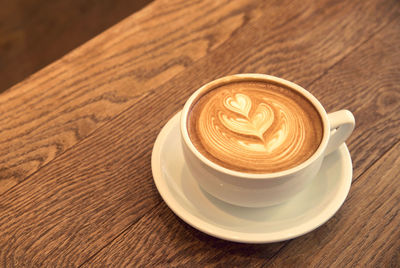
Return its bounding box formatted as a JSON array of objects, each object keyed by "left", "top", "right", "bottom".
[{"left": 187, "top": 80, "right": 323, "bottom": 173}]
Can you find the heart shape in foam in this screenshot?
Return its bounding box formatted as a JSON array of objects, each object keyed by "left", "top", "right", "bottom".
[
  {"left": 225, "top": 94, "right": 251, "bottom": 118},
  {"left": 221, "top": 94, "right": 274, "bottom": 141}
]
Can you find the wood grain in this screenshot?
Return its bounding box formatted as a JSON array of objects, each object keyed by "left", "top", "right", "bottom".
[
  {"left": 0, "top": 0, "right": 152, "bottom": 93},
  {"left": 83, "top": 203, "right": 286, "bottom": 267},
  {"left": 84, "top": 142, "right": 400, "bottom": 267},
  {"left": 308, "top": 16, "right": 400, "bottom": 181},
  {"left": 0, "top": 0, "right": 399, "bottom": 266},
  {"left": 82, "top": 15, "right": 400, "bottom": 267},
  {"left": 0, "top": 0, "right": 262, "bottom": 194}
]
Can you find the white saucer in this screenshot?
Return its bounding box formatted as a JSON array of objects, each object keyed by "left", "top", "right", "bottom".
[{"left": 151, "top": 112, "right": 353, "bottom": 243}]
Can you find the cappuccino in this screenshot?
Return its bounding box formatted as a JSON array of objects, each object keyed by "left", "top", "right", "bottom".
[{"left": 187, "top": 80, "right": 323, "bottom": 173}]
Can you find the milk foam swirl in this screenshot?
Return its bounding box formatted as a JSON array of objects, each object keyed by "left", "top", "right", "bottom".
[{"left": 188, "top": 81, "right": 323, "bottom": 173}]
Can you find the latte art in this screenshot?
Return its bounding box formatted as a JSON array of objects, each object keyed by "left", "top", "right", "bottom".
[
  {"left": 221, "top": 94, "right": 274, "bottom": 141},
  {"left": 188, "top": 81, "right": 323, "bottom": 173}
]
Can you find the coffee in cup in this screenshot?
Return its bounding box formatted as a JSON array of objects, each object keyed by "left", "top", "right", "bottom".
[
  {"left": 187, "top": 80, "right": 323, "bottom": 173},
  {"left": 180, "top": 74, "right": 355, "bottom": 207}
]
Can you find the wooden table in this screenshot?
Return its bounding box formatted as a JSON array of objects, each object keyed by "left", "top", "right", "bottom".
[{"left": 1, "top": 0, "right": 399, "bottom": 266}]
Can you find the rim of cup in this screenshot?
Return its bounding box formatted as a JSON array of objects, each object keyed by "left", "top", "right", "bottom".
[{"left": 180, "top": 74, "right": 330, "bottom": 179}]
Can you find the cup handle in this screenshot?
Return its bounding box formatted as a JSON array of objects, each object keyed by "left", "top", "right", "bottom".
[{"left": 325, "top": 110, "right": 355, "bottom": 155}]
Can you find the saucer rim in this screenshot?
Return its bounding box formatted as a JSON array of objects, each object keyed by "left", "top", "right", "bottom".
[{"left": 151, "top": 112, "right": 353, "bottom": 243}]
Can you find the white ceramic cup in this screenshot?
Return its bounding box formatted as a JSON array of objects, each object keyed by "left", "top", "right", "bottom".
[{"left": 180, "top": 74, "right": 355, "bottom": 207}]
